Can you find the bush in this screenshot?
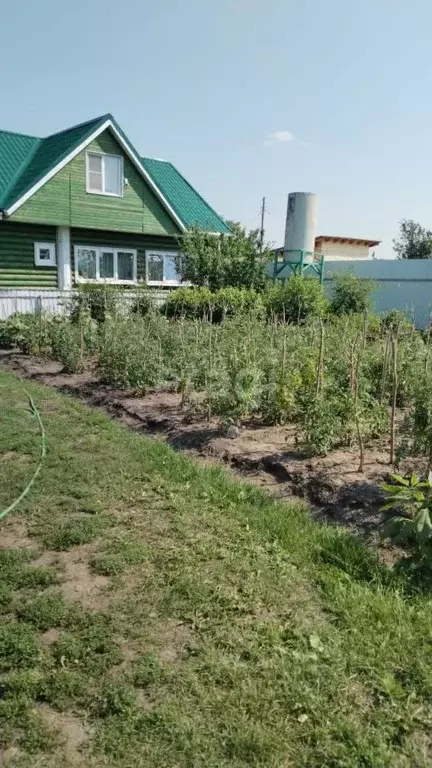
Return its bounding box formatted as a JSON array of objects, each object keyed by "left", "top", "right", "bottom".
[
  {"left": 70, "top": 285, "right": 120, "bottom": 324},
  {"left": 163, "top": 287, "right": 214, "bottom": 319},
  {"left": 130, "top": 289, "right": 155, "bottom": 317},
  {"left": 163, "top": 287, "right": 264, "bottom": 322},
  {"left": 330, "top": 274, "right": 375, "bottom": 316},
  {"left": 381, "top": 309, "right": 412, "bottom": 337},
  {"left": 0, "top": 313, "right": 34, "bottom": 351},
  {"left": 264, "top": 277, "right": 327, "bottom": 323},
  {"left": 177, "top": 222, "right": 268, "bottom": 291}
]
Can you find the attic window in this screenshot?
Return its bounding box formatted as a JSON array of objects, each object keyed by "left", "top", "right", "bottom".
[
  {"left": 86, "top": 152, "right": 123, "bottom": 196},
  {"left": 34, "top": 242, "right": 56, "bottom": 267}
]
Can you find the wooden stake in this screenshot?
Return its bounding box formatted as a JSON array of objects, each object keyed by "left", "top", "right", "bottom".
[
  {"left": 389, "top": 333, "right": 398, "bottom": 465},
  {"left": 315, "top": 321, "right": 325, "bottom": 399}
]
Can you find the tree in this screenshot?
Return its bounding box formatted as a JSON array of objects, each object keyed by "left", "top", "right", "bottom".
[
  {"left": 393, "top": 219, "right": 432, "bottom": 260},
  {"left": 176, "top": 223, "right": 269, "bottom": 291},
  {"left": 330, "top": 274, "right": 376, "bottom": 315}
]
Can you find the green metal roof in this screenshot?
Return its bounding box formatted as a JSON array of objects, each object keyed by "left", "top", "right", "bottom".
[
  {"left": 141, "top": 158, "right": 230, "bottom": 234},
  {"left": 0, "top": 131, "right": 40, "bottom": 207},
  {"left": 0, "top": 115, "right": 229, "bottom": 233},
  {"left": 0, "top": 115, "right": 110, "bottom": 211}
]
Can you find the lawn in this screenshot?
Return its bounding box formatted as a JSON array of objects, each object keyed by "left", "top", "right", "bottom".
[{"left": 0, "top": 368, "right": 431, "bottom": 767}]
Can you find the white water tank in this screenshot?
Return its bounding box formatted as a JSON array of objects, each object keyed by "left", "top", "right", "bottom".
[{"left": 283, "top": 192, "right": 317, "bottom": 264}]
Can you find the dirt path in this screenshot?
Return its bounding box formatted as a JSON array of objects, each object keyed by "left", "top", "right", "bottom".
[{"left": 1, "top": 350, "right": 421, "bottom": 543}]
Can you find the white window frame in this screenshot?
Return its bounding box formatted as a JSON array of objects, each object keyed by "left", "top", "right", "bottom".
[
  {"left": 86, "top": 151, "right": 124, "bottom": 197},
  {"left": 34, "top": 241, "right": 56, "bottom": 267},
  {"left": 146, "top": 250, "right": 181, "bottom": 286},
  {"left": 74, "top": 245, "right": 137, "bottom": 284}
]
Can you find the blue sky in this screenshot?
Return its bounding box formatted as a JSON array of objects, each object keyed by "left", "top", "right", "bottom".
[{"left": 2, "top": 0, "right": 432, "bottom": 256}]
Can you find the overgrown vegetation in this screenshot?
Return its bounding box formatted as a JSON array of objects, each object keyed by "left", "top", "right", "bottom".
[
  {"left": 2, "top": 279, "right": 432, "bottom": 466},
  {"left": 1, "top": 370, "right": 432, "bottom": 766},
  {"left": 176, "top": 222, "right": 269, "bottom": 290}
]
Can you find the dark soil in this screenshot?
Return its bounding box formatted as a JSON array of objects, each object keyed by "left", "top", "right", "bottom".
[{"left": 1, "top": 351, "right": 423, "bottom": 546}]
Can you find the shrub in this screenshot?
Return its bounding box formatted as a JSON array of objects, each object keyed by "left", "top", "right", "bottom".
[
  {"left": 164, "top": 287, "right": 264, "bottom": 322},
  {"left": 163, "top": 287, "right": 214, "bottom": 319},
  {"left": 399, "top": 376, "right": 432, "bottom": 467},
  {"left": 264, "top": 277, "right": 327, "bottom": 323},
  {"left": 70, "top": 285, "right": 121, "bottom": 324},
  {"left": 382, "top": 473, "right": 432, "bottom": 568},
  {"left": 330, "top": 274, "right": 375, "bottom": 316},
  {"left": 130, "top": 288, "right": 155, "bottom": 317},
  {"left": 381, "top": 309, "right": 413, "bottom": 337},
  {"left": 213, "top": 287, "right": 265, "bottom": 321},
  {"left": 0, "top": 313, "right": 34, "bottom": 351},
  {"left": 177, "top": 222, "right": 268, "bottom": 291}
]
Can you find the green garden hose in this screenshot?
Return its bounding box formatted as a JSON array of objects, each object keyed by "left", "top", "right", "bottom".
[{"left": 0, "top": 387, "right": 46, "bottom": 521}]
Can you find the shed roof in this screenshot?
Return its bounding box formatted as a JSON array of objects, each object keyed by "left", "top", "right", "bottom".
[{"left": 315, "top": 235, "right": 381, "bottom": 247}]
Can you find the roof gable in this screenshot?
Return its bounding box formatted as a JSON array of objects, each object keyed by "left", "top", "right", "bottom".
[
  {"left": 0, "top": 115, "right": 229, "bottom": 234},
  {"left": 2, "top": 116, "right": 109, "bottom": 212}
]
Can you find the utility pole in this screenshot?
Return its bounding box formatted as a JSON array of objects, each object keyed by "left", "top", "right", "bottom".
[{"left": 259, "top": 196, "right": 266, "bottom": 253}]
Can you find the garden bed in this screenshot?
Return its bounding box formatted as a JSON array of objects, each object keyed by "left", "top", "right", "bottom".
[{"left": 2, "top": 350, "right": 425, "bottom": 543}]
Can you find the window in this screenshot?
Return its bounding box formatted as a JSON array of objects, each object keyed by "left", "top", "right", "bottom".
[
  {"left": 75, "top": 246, "right": 137, "bottom": 283},
  {"left": 86, "top": 152, "right": 123, "bottom": 196},
  {"left": 34, "top": 242, "right": 56, "bottom": 267},
  {"left": 146, "top": 251, "right": 180, "bottom": 285}
]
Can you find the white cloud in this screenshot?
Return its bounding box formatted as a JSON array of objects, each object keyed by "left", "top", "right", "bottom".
[{"left": 264, "top": 130, "right": 295, "bottom": 146}]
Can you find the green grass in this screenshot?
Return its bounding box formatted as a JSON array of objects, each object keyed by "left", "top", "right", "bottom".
[{"left": 0, "top": 369, "right": 431, "bottom": 767}]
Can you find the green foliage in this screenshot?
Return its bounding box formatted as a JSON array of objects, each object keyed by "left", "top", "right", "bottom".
[
  {"left": 16, "top": 592, "right": 72, "bottom": 631},
  {"left": 92, "top": 681, "right": 138, "bottom": 718},
  {"left": 3, "top": 368, "right": 432, "bottom": 765},
  {"left": 164, "top": 286, "right": 214, "bottom": 319},
  {"left": 300, "top": 395, "right": 345, "bottom": 456},
  {"left": 90, "top": 538, "right": 148, "bottom": 576},
  {"left": 330, "top": 273, "right": 375, "bottom": 315},
  {"left": 7, "top": 297, "right": 432, "bottom": 461},
  {"left": 0, "top": 692, "right": 60, "bottom": 754},
  {"left": 381, "top": 309, "right": 413, "bottom": 336},
  {"left": 0, "top": 622, "right": 40, "bottom": 671},
  {"left": 70, "top": 284, "right": 121, "bottom": 323},
  {"left": 0, "top": 549, "right": 58, "bottom": 590},
  {"left": 382, "top": 473, "right": 432, "bottom": 566},
  {"left": 130, "top": 287, "right": 156, "bottom": 317},
  {"left": 393, "top": 219, "right": 432, "bottom": 260},
  {"left": 132, "top": 652, "right": 166, "bottom": 687},
  {"left": 400, "top": 375, "right": 432, "bottom": 465},
  {"left": 264, "top": 277, "right": 327, "bottom": 323},
  {"left": 164, "top": 286, "right": 265, "bottom": 322},
  {"left": 53, "top": 615, "right": 122, "bottom": 673},
  {"left": 0, "top": 313, "right": 34, "bottom": 350},
  {"left": 40, "top": 515, "right": 107, "bottom": 550},
  {"left": 177, "top": 223, "right": 269, "bottom": 290}
]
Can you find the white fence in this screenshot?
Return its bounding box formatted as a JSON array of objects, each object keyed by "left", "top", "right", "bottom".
[
  {"left": 0, "top": 290, "right": 72, "bottom": 320},
  {"left": 2, "top": 262, "right": 432, "bottom": 326},
  {"left": 0, "top": 289, "right": 167, "bottom": 320}
]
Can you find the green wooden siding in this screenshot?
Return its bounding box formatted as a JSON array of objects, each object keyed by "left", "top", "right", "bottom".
[
  {"left": 70, "top": 229, "right": 178, "bottom": 282},
  {"left": 10, "top": 130, "right": 180, "bottom": 237},
  {"left": 0, "top": 221, "right": 57, "bottom": 288}
]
